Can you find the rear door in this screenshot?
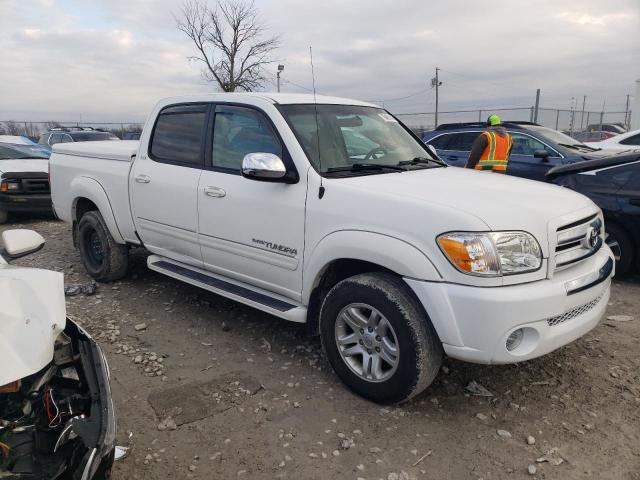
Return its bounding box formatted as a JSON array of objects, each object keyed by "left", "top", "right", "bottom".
[
  {"left": 426, "top": 132, "right": 479, "bottom": 167},
  {"left": 130, "top": 103, "right": 209, "bottom": 267},
  {"left": 507, "top": 132, "right": 563, "bottom": 181},
  {"left": 197, "top": 104, "right": 306, "bottom": 300}
]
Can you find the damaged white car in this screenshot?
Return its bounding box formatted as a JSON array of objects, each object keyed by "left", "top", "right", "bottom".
[{"left": 0, "top": 229, "right": 116, "bottom": 479}]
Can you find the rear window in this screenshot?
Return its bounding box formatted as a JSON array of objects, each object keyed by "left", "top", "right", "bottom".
[
  {"left": 71, "top": 132, "right": 119, "bottom": 141},
  {"left": 150, "top": 104, "right": 208, "bottom": 166},
  {"left": 428, "top": 132, "right": 479, "bottom": 151}
]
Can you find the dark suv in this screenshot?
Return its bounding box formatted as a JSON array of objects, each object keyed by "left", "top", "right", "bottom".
[
  {"left": 38, "top": 127, "right": 119, "bottom": 147},
  {"left": 422, "top": 121, "right": 610, "bottom": 182},
  {"left": 547, "top": 153, "right": 640, "bottom": 276}
]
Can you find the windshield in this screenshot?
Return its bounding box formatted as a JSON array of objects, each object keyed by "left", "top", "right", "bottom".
[
  {"left": 279, "top": 105, "right": 432, "bottom": 173},
  {"left": 0, "top": 143, "right": 50, "bottom": 160},
  {"left": 527, "top": 126, "right": 589, "bottom": 147}
]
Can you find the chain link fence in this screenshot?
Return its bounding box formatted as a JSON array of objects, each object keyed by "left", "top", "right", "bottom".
[
  {"left": 394, "top": 107, "right": 632, "bottom": 136},
  {"left": 0, "top": 107, "right": 633, "bottom": 142}
]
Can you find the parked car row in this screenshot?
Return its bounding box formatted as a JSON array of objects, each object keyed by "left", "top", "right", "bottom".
[{"left": 38, "top": 127, "right": 120, "bottom": 147}]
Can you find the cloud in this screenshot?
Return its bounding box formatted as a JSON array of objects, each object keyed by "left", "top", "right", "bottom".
[{"left": 0, "top": 0, "right": 638, "bottom": 123}]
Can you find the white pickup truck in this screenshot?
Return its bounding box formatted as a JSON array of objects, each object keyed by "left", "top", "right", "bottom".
[{"left": 50, "top": 93, "right": 614, "bottom": 403}]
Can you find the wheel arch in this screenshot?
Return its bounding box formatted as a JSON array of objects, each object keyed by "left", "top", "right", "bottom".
[
  {"left": 303, "top": 230, "right": 442, "bottom": 334},
  {"left": 70, "top": 177, "right": 125, "bottom": 245}
]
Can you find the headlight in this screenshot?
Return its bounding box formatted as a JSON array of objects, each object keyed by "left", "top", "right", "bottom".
[
  {"left": 437, "top": 231, "right": 542, "bottom": 276},
  {"left": 0, "top": 181, "right": 20, "bottom": 192}
]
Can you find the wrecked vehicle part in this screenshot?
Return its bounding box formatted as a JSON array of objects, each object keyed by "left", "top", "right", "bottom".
[{"left": 0, "top": 319, "right": 115, "bottom": 479}]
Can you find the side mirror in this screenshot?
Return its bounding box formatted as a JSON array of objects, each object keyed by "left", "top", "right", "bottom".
[
  {"left": 533, "top": 149, "right": 550, "bottom": 161},
  {"left": 1, "top": 229, "right": 45, "bottom": 260},
  {"left": 242, "top": 153, "right": 287, "bottom": 181}
]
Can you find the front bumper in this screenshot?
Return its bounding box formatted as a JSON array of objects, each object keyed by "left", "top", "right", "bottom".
[
  {"left": 0, "top": 193, "right": 53, "bottom": 213},
  {"left": 405, "top": 246, "right": 614, "bottom": 364}
]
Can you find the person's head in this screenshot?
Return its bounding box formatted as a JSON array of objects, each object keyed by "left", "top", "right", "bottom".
[{"left": 487, "top": 114, "right": 501, "bottom": 127}]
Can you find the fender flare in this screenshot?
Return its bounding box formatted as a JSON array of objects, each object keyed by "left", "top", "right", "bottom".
[
  {"left": 70, "top": 176, "right": 125, "bottom": 244},
  {"left": 302, "top": 230, "right": 442, "bottom": 304}
]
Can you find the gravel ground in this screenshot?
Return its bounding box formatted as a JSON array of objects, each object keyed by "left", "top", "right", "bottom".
[{"left": 3, "top": 216, "right": 639, "bottom": 480}]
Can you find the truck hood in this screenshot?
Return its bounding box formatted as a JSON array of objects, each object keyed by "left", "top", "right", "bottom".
[
  {"left": 0, "top": 264, "right": 66, "bottom": 386},
  {"left": 0, "top": 159, "right": 49, "bottom": 175},
  {"left": 340, "top": 166, "right": 594, "bottom": 231}
]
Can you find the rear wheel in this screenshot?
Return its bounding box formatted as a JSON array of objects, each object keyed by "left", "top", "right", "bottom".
[
  {"left": 320, "top": 273, "right": 442, "bottom": 404},
  {"left": 605, "top": 223, "right": 633, "bottom": 277},
  {"left": 77, "top": 210, "right": 128, "bottom": 282}
]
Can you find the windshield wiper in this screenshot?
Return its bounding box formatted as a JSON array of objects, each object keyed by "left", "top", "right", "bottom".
[
  {"left": 397, "top": 156, "right": 447, "bottom": 167},
  {"left": 325, "top": 163, "right": 406, "bottom": 174},
  {"left": 557, "top": 143, "right": 600, "bottom": 152}
]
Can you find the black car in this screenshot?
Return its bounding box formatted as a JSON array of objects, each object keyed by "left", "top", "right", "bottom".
[
  {"left": 547, "top": 153, "right": 640, "bottom": 276},
  {"left": 38, "top": 127, "right": 119, "bottom": 147},
  {"left": 422, "top": 121, "right": 610, "bottom": 182}
]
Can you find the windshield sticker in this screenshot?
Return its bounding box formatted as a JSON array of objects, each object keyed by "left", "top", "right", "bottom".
[{"left": 378, "top": 113, "right": 398, "bottom": 123}]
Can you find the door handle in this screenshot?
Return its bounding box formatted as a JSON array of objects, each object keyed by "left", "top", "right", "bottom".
[
  {"left": 204, "top": 186, "right": 226, "bottom": 198},
  {"left": 135, "top": 174, "right": 151, "bottom": 184}
]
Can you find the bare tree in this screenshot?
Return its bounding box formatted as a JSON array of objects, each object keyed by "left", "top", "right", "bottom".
[
  {"left": 4, "top": 121, "right": 22, "bottom": 136},
  {"left": 176, "top": 0, "right": 279, "bottom": 92}
]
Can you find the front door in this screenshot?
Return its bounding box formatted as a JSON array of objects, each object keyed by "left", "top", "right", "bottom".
[
  {"left": 130, "top": 103, "right": 209, "bottom": 267},
  {"left": 197, "top": 104, "right": 307, "bottom": 300},
  {"left": 507, "top": 132, "right": 562, "bottom": 181}
]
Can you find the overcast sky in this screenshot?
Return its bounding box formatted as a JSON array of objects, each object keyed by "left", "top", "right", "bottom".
[{"left": 0, "top": 0, "right": 638, "bottom": 123}]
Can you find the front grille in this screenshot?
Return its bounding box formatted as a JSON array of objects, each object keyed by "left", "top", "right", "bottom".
[
  {"left": 21, "top": 178, "right": 50, "bottom": 193},
  {"left": 554, "top": 214, "right": 602, "bottom": 270},
  {"left": 546, "top": 293, "right": 604, "bottom": 327}
]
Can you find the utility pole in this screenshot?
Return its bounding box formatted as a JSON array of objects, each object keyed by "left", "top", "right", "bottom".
[
  {"left": 276, "top": 64, "right": 284, "bottom": 92},
  {"left": 624, "top": 94, "right": 631, "bottom": 129},
  {"left": 533, "top": 89, "right": 540, "bottom": 123},
  {"left": 431, "top": 67, "right": 442, "bottom": 128},
  {"left": 569, "top": 97, "right": 576, "bottom": 137},
  {"left": 580, "top": 95, "right": 586, "bottom": 130}
]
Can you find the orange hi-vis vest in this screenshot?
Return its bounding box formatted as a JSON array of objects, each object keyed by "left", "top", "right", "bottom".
[{"left": 475, "top": 130, "right": 512, "bottom": 173}]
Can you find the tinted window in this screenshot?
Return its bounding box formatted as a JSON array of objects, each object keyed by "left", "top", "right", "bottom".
[
  {"left": 427, "top": 134, "right": 452, "bottom": 149},
  {"left": 510, "top": 133, "right": 551, "bottom": 156},
  {"left": 428, "top": 132, "right": 478, "bottom": 151},
  {"left": 623, "top": 163, "right": 640, "bottom": 190},
  {"left": 620, "top": 134, "right": 640, "bottom": 146},
  {"left": 60, "top": 134, "right": 73, "bottom": 143},
  {"left": 212, "top": 106, "right": 281, "bottom": 171},
  {"left": 150, "top": 104, "right": 208, "bottom": 166},
  {"left": 71, "top": 132, "right": 119, "bottom": 141}
]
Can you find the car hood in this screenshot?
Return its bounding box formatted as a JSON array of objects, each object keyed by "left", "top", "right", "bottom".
[
  {"left": 0, "top": 159, "right": 49, "bottom": 175},
  {"left": 339, "top": 166, "right": 594, "bottom": 231},
  {"left": 0, "top": 264, "right": 66, "bottom": 386}
]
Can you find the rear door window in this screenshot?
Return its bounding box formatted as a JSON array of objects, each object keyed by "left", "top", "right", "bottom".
[
  {"left": 509, "top": 133, "right": 554, "bottom": 156},
  {"left": 149, "top": 104, "right": 208, "bottom": 167}
]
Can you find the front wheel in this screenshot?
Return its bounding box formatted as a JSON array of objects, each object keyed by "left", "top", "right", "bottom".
[
  {"left": 320, "top": 273, "right": 442, "bottom": 404},
  {"left": 77, "top": 210, "right": 128, "bottom": 282}
]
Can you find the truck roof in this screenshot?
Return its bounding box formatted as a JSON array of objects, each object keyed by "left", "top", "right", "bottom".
[{"left": 159, "top": 92, "right": 379, "bottom": 108}]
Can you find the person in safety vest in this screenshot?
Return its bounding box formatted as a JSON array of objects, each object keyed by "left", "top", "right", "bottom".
[{"left": 465, "top": 114, "right": 512, "bottom": 173}]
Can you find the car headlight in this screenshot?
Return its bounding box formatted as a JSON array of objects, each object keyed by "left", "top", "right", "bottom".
[
  {"left": 437, "top": 231, "right": 542, "bottom": 276},
  {"left": 0, "top": 181, "right": 20, "bottom": 192}
]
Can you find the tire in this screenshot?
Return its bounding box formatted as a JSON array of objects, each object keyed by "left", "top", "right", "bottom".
[
  {"left": 77, "top": 210, "right": 128, "bottom": 282},
  {"left": 0, "top": 209, "right": 7, "bottom": 224},
  {"left": 605, "top": 223, "right": 633, "bottom": 277},
  {"left": 319, "top": 272, "right": 442, "bottom": 404}
]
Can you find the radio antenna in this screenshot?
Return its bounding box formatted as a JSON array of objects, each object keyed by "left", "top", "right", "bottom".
[{"left": 310, "top": 46, "right": 325, "bottom": 199}]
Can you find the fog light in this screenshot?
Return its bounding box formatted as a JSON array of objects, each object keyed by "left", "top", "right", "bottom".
[{"left": 506, "top": 328, "right": 524, "bottom": 352}]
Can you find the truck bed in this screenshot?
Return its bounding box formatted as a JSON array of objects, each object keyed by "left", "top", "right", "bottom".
[{"left": 50, "top": 140, "right": 140, "bottom": 244}]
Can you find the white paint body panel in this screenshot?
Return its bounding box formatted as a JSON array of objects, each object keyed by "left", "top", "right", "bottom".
[
  {"left": 49, "top": 93, "right": 613, "bottom": 365},
  {"left": 584, "top": 128, "right": 640, "bottom": 151},
  {"left": 0, "top": 262, "right": 66, "bottom": 386},
  {"left": 0, "top": 159, "right": 49, "bottom": 175}
]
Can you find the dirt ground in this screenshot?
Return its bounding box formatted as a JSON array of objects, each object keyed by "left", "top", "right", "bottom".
[{"left": 3, "top": 216, "right": 639, "bottom": 480}]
